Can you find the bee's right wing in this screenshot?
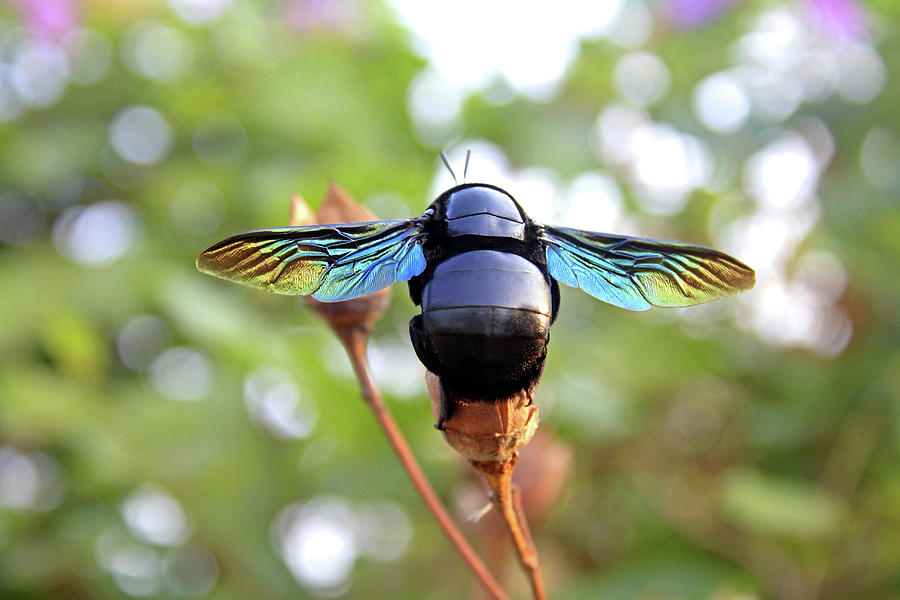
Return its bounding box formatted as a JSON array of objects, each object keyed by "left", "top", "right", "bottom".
[
  {"left": 541, "top": 225, "right": 755, "bottom": 311},
  {"left": 196, "top": 219, "right": 427, "bottom": 302}
]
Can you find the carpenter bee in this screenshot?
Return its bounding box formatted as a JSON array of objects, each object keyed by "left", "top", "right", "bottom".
[{"left": 197, "top": 181, "right": 755, "bottom": 417}]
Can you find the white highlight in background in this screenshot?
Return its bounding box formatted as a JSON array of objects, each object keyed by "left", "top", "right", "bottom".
[
  {"left": 121, "top": 485, "right": 193, "bottom": 547},
  {"left": 614, "top": 51, "right": 671, "bottom": 107},
  {"left": 150, "top": 347, "right": 213, "bottom": 401},
  {"left": 244, "top": 367, "right": 318, "bottom": 439},
  {"left": 53, "top": 201, "right": 140, "bottom": 267},
  {"left": 693, "top": 71, "right": 751, "bottom": 133},
  {"left": 109, "top": 106, "right": 172, "bottom": 165}
]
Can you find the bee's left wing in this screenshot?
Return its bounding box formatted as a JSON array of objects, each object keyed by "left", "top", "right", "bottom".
[
  {"left": 196, "top": 219, "right": 427, "bottom": 302},
  {"left": 541, "top": 225, "right": 755, "bottom": 311}
]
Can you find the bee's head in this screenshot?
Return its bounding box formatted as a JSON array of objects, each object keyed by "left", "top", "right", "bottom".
[{"left": 428, "top": 183, "right": 528, "bottom": 241}]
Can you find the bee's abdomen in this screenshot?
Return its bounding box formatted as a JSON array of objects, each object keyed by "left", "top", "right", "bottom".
[{"left": 416, "top": 250, "right": 551, "bottom": 397}]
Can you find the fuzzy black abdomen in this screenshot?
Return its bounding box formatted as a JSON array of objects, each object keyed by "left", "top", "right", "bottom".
[{"left": 410, "top": 250, "right": 552, "bottom": 398}]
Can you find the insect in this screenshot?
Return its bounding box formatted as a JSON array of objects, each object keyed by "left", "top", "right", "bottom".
[{"left": 197, "top": 182, "right": 755, "bottom": 421}]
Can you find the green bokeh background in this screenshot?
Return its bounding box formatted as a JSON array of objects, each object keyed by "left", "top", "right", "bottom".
[{"left": 1, "top": 1, "right": 899, "bottom": 599}]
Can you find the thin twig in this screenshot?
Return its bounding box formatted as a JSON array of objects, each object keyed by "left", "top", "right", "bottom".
[
  {"left": 472, "top": 457, "right": 547, "bottom": 600},
  {"left": 511, "top": 488, "right": 535, "bottom": 551},
  {"left": 338, "top": 326, "right": 509, "bottom": 600}
]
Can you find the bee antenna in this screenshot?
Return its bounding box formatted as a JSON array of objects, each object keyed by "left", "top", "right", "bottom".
[
  {"left": 440, "top": 151, "right": 457, "bottom": 184},
  {"left": 463, "top": 149, "right": 471, "bottom": 182}
]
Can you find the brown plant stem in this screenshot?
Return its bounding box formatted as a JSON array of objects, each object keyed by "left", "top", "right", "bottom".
[
  {"left": 338, "top": 325, "right": 509, "bottom": 600},
  {"left": 471, "top": 456, "right": 547, "bottom": 600}
]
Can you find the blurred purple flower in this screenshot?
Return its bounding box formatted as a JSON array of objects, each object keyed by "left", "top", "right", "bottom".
[
  {"left": 805, "top": 0, "right": 867, "bottom": 39},
  {"left": 661, "top": 0, "right": 866, "bottom": 38},
  {"left": 661, "top": 0, "right": 743, "bottom": 29},
  {"left": 283, "top": 0, "right": 358, "bottom": 32},
  {"left": 19, "top": 0, "right": 79, "bottom": 41}
]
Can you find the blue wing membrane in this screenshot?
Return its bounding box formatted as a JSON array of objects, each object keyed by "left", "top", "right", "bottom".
[
  {"left": 196, "top": 219, "right": 427, "bottom": 301},
  {"left": 542, "top": 225, "right": 755, "bottom": 311}
]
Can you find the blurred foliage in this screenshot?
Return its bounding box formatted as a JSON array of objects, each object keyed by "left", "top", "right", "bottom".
[{"left": 0, "top": 1, "right": 899, "bottom": 599}]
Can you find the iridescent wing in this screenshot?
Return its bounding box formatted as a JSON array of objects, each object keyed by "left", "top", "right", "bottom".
[
  {"left": 541, "top": 225, "right": 755, "bottom": 311},
  {"left": 196, "top": 219, "right": 427, "bottom": 302}
]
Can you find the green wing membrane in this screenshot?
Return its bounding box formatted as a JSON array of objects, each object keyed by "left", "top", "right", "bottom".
[
  {"left": 196, "top": 219, "right": 426, "bottom": 302},
  {"left": 542, "top": 225, "right": 755, "bottom": 311}
]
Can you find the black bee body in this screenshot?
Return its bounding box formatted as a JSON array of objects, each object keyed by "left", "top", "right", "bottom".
[
  {"left": 407, "top": 184, "right": 560, "bottom": 409},
  {"left": 197, "top": 180, "right": 755, "bottom": 422}
]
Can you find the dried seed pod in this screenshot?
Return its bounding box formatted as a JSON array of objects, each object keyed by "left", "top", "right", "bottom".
[
  {"left": 287, "top": 193, "right": 317, "bottom": 227},
  {"left": 315, "top": 181, "right": 377, "bottom": 224},
  {"left": 426, "top": 371, "right": 539, "bottom": 464},
  {"left": 289, "top": 185, "right": 390, "bottom": 339}
]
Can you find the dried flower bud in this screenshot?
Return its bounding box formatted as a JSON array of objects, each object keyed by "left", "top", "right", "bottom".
[
  {"left": 288, "top": 193, "right": 317, "bottom": 227},
  {"left": 315, "top": 181, "right": 378, "bottom": 224},
  {"left": 426, "top": 371, "right": 539, "bottom": 464},
  {"left": 288, "top": 184, "right": 390, "bottom": 340}
]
